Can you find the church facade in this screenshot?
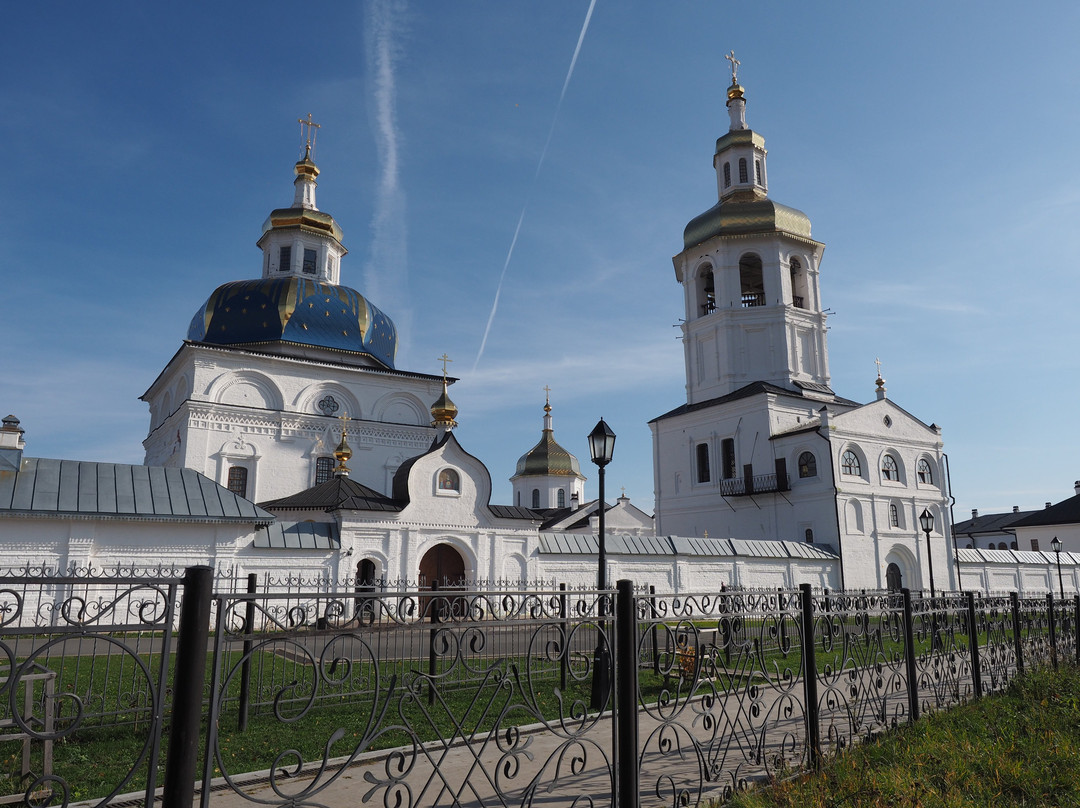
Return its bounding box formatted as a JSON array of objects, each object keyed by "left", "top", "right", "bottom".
[{"left": 650, "top": 67, "right": 955, "bottom": 592}]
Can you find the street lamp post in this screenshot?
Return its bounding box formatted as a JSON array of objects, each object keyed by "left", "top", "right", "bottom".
[
  {"left": 1052, "top": 536, "right": 1064, "bottom": 599},
  {"left": 919, "top": 508, "right": 936, "bottom": 598},
  {"left": 587, "top": 418, "right": 615, "bottom": 711}
]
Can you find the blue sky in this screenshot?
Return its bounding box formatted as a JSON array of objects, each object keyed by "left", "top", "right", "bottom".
[{"left": 2, "top": 2, "right": 1078, "bottom": 523}]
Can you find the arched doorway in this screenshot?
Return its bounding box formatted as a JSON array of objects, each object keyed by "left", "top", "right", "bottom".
[
  {"left": 419, "top": 543, "right": 466, "bottom": 589},
  {"left": 418, "top": 544, "right": 467, "bottom": 623},
  {"left": 354, "top": 559, "right": 378, "bottom": 623},
  {"left": 886, "top": 562, "right": 902, "bottom": 592}
]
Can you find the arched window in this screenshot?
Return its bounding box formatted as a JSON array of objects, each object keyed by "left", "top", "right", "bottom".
[
  {"left": 315, "top": 456, "right": 334, "bottom": 485},
  {"left": 532, "top": 489, "right": 540, "bottom": 509},
  {"left": 558, "top": 489, "right": 566, "bottom": 508},
  {"left": 697, "top": 265, "right": 716, "bottom": 316},
  {"left": 738, "top": 158, "right": 748, "bottom": 183},
  {"left": 882, "top": 454, "right": 899, "bottom": 482},
  {"left": 889, "top": 503, "right": 899, "bottom": 527},
  {"left": 227, "top": 467, "right": 248, "bottom": 498},
  {"left": 798, "top": 451, "right": 817, "bottom": 478},
  {"left": 917, "top": 458, "right": 933, "bottom": 485},
  {"left": 841, "top": 451, "right": 861, "bottom": 477},
  {"left": 789, "top": 257, "right": 807, "bottom": 309},
  {"left": 739, "top": 254, "right": 764, "bottom": 307},
  {"left": 438, "top": 468, "right": 460, "bottom": 492},
  {"left": 723, "top": 162, "right": 731, "bottom": 187},
  {"left": 998, "top": 542, "right": 1008, "bottom": 551},
  {"left": 805, "top": 528, "right": 814, "bottom": 543},
  {"left": 755, "top": 159, "right": 762, "bottom": 185},
  {"left": 696, "top": 443, "right": 711, "bottom": 484}
]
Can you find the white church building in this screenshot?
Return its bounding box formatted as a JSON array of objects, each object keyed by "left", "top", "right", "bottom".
[{"left": 650, "top": 66, "right": 954, "bottom": 593}]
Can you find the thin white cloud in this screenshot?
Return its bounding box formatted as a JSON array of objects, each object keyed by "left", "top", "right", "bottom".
[
  {"left": 363, "top": 0, "right": 411, "bottom": 355},
  {"left": 473, "top": 0, "right": 599, "bottom": 372}
]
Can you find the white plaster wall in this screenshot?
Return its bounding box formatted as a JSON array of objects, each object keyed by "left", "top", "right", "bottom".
[{"left": 143, "top": 344, "right": 442, "bottom": 501}]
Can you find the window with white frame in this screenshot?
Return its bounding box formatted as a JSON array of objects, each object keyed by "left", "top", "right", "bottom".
[
  {"left": 841, "top": 450, "right": 861, "bottom": 477},
  {"left": 882, "top": 454, "right": 899, "bottom": 482},
  {"left": 917, "top": 458, "right": 933, "bottom": 485}
]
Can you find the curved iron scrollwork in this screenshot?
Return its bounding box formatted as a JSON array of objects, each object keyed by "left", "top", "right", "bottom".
[
  {"left": 634, "top": 590, "right": 808, "bottom": 806},
  {"left": 0, "top": 578, "right": 179, "bottom": 806},
  {"left": 205, "top": 588, "right": 615, "bottom": 807}
]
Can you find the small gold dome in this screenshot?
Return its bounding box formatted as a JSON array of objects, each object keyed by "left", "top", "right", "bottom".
[
  {"left": 726, "top": 82, "right": 745, "bottom": 102},
  {"left": 431, "top": 381, "right": 458, "bottom": 429},
  {"left": 332, "top": 428, "right": 352, "bottom": 475}
]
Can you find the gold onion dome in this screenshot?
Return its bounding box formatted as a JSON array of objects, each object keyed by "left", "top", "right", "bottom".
[
  {"left": 431, "top": 381, "right": 458, "bottom": 429},
  {"left": 333, "top": 428, "right": 353, "bottom": 475},
  {"left": 726, "top": 82, "right": 745, "bottom": 102},
  {"left": 514, "top": 401, "right": 581, "bottom": 477}
]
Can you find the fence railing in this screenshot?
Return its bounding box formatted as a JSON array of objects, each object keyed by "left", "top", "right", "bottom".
[{"left": 0, "top": 572, "right": 1076, "bottom": 807}]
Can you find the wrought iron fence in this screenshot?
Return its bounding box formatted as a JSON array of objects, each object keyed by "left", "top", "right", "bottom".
[
  {"left": 0, "top": 574, "right": 183, "bottom": 806},
  {"left": 200, "top": 585, "right": 617, "bottom": 808},
  {"left": 0, "top": 571, "right": 1078, "bottom": 807}
]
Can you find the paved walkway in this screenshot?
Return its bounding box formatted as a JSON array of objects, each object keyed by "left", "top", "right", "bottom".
[{"left": 201, "top": 679, "right": 809, "bottom": 808}]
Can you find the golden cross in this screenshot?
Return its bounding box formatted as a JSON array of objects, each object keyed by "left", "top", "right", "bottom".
[
  {"left": 874, "top": 357, "right": 883, "bottom": 379},
  {"left": 339, "top": 411, "right": 350, "bottom": 437},
  {"left": 298, "top": 113, "right": 321, "bottom": 158},
  {"left": 724, "top": 50, "right": 740, "bottom": 84},
  {"left": 438, "top": 353, "right": 453, "bottom": 380},
  {"left": 543, "top": 385, "right": 551, "bottom": 406}
]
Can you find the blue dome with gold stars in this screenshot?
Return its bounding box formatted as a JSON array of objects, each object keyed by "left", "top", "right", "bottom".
[{"left": 186, "top": 277, "right": 398, "bottom": 369}]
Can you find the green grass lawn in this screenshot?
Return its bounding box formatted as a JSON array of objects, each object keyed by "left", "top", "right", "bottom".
[{"left": 723, "top": 665, "right": 1080, "bottom": 808}]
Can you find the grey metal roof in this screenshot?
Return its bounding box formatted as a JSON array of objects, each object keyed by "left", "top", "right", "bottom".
[
  {"left": 1009, "top": 495, "right": 1080, "bottom": 529},
  {"left": 260, "top": 475, "right": 402, "bottom": 512},
  {"left": 952, "top": 510, "right": 1034, "bottom": 536},
  {"left": 650, "top": 381, "right": 860, "bottom": 424},
  {"left": 488, "top": 504, "right": 542, "bottom": 521},
  {"left": 253, "top": 520, "right": 339, "bottom": 550},
  {"left": 0, "top": 458, "right": 272, "bottom": 523},
  {"left": 957, "top": 547, "right": 1080, "bottom": 565},
  {"left": 538, "top": 534, "right": 837, "bottom": 560}
]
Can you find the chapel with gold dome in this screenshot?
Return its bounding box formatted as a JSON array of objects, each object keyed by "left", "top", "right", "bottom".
[
  {"left": 141, "top": 118, "right": 448, "bottom": 504},
  {"left": 510, "top": 393, "right": 586, "bottom": 510}
]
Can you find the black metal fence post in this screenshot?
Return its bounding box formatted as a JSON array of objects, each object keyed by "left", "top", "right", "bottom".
[
  {"left": 429, "top": 580, "right": 441, "bottom": 706},
  {"left": 902, "top": 588, "right": 919, "bottom": 723},
  {"left": 237, "top": 572, "right": 257, "bottom": 731},
  {"left": 559, "top": 583, "right": 568, "bottom": 691},
  {"left": 966, "top": 592, "right": 982, "bottom": 698},
  {"left": 799, "top": 583, "right": 821, "bottom": 769},
  {"left": 1048, "top": 593, "right": 1058, "bottom": 670},
  {"left": 1010, "top": 592, "right": 1024, "bottom": 677},
  {"left": 162, "top": 565, "right": 213, "bottom": 808},
  {"left": 615, "top": 579, "right": 640, "bottom": 808},
  {"left": 649, "top": 584, "right": 660, "bottom": 677}
]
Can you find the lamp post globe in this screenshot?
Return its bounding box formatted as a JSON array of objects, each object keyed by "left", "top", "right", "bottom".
[
  {"left": 587, "top": 418, "right": 615, "bottom": 711},
  {"left": 919, "top": 508, "right": 936, "bottom": 598},
  {"left": 1052, "top": 536, "right": 1064, "bottom": 599}
]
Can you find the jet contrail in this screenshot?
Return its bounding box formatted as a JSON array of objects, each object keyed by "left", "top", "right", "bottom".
[{"left": 472, "top": 0, "right": 598, "bottom": 372}]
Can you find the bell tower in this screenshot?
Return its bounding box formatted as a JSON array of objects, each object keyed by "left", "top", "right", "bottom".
[{"left": 674, "top": 55, "right": 831, "bottom": 404}]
